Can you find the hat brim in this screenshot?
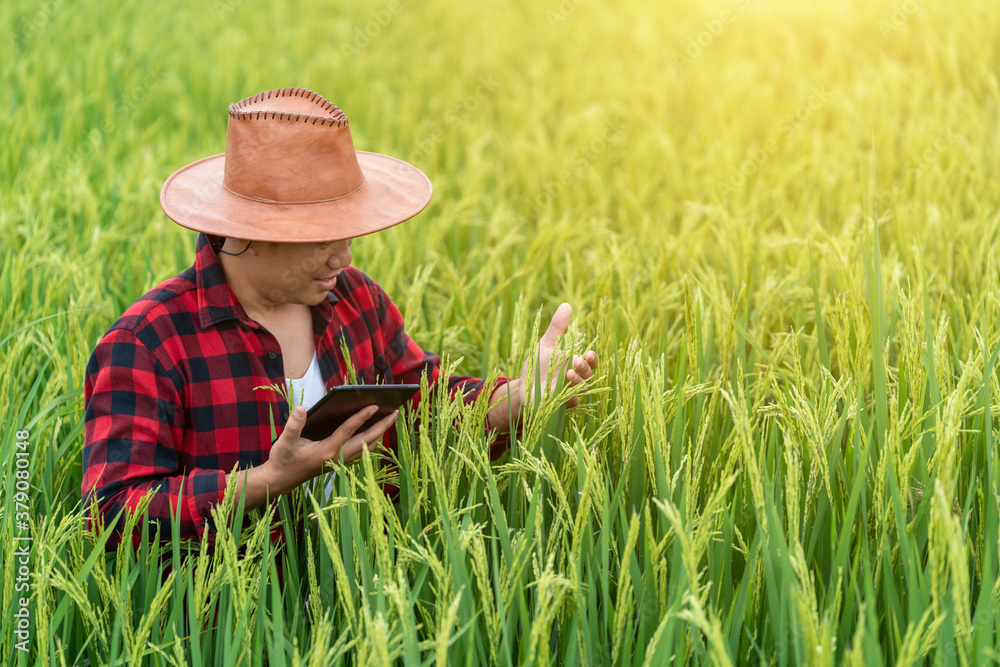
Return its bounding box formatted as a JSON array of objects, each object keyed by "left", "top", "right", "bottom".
[{"left": 160, "top": 151, "right": 432, "bottom": 242}]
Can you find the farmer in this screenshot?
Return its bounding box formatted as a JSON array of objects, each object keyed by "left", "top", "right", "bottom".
[{"left": 82, "top": 87, "right": 599, "bottom": 548}]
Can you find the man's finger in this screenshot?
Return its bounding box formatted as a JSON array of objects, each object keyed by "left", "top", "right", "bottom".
[
  {"left": 340, "top": 410, "right": 398, "bottom": 458},
  {"left": 327, "top": 404, "right": 379, "bottom": 444},
  {"left": 540, "top": 302, "right": 572, "bottom": 348},
  {"left": 573, "top": 356, "right": 594, "bottom": 380},
  {"left": 355, "top": 410, "right": 399, "bottom": 446},
  {"left": 340, "top": 440, "right": 366, "bottom": 464}
]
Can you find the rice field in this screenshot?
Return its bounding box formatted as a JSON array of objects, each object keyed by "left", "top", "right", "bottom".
[{"left": 2, "top": 0, "right": 1000, "bottom": 663}]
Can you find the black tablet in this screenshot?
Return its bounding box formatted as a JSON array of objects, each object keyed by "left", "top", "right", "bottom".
[{"left": 298, "top": 384, "right": 420, "bottom": 442}]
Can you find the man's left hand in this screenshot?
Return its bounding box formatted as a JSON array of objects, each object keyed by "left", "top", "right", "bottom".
[{"left": 486, "top": 303, "right": 599, "bottom": 433}]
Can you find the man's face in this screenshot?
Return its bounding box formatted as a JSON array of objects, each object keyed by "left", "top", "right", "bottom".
[{"left": 252, "top": 238, "right": 354, "bottom": 306}]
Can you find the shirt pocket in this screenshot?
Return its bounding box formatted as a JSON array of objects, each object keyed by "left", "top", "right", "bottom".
[{"left": 373, "top": 355, "right": 393, "bottom": 385}]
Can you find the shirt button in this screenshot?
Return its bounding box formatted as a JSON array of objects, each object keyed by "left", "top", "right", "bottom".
[
  {"left": 281, "top": 407, "right": 289, "bottom": 421},
  {"left": 268, "top": 350, "right": 278, "bottom": 360}
]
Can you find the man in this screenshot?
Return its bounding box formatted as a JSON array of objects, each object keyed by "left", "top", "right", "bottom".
[{"left": 82, "top": 87, "right": 598, "bottom": 547}]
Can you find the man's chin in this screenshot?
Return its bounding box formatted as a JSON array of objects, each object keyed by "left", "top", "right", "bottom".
[{"left": 310, "top": 284, "right": 336, "bottom": 303}]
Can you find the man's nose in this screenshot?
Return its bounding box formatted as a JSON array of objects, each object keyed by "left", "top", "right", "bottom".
[{"left": 328, "top": 244, "right": 352, "bottom": 269}]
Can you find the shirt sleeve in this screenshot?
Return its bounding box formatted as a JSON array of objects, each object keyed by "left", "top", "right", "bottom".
[
  {"left": 364, "top": 277, "right": 516, "bottom": 459},
  {"left": 82, "top": 326, "right": 227, "bottom": 548}
]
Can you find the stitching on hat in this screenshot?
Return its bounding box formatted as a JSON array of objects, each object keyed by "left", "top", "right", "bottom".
[{"left": 229, "top": 87, "right": 349, "bottom": 126}]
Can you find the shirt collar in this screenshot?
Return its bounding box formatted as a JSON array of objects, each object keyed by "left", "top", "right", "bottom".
[{"left": 194, "top": 233, "right": 339, "bottom": 331}]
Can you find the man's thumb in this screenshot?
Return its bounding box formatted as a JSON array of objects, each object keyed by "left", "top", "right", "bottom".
[
  {"left": 541, "top": 302, "right": 572, "bottom": 347},
  {"left": 281, "top": 406, "right": 307, "bottom": 439}
]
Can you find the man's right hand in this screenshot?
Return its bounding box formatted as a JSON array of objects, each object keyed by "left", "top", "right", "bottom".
[{"left": 262, "top": 405, "right": 400, "bottom": 496}]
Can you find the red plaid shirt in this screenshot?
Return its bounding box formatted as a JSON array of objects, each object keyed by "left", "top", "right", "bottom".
[{"left": 82, "top": 233, "right": 511, "bottom": 548}]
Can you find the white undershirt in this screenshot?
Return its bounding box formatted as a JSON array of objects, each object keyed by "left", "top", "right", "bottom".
[
  {"left": 284, "top": 353, "right": 336, "bottom": 500},
  {"left": 283, "top": 352, "right": 326, "bottom": 411}
]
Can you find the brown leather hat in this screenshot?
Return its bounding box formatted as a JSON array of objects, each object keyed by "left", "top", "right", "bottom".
[{"left": 160, "top": 87, "right": 432, "bottom": 242}]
